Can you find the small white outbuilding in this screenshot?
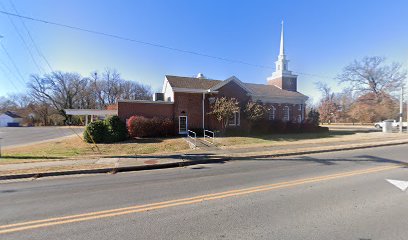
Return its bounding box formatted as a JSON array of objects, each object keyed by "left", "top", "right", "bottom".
[{"left": 0, "top": 111, "right": 23, "bottom": 127}]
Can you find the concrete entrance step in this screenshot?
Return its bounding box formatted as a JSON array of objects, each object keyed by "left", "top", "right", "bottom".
[{"left": 195, "top": 138, "right": 219, "bottom": 151}]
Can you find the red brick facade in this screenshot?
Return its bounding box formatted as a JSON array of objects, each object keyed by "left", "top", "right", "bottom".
[
  {"left": 118, "top": 79, "right": 306, "bottom": 134},
  {"left": 118, "top": 101, "right": 174, "bottom": 121}
]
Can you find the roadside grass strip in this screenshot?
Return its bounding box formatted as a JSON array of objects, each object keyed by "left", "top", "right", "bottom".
[{"left": 0, "top": 164, "right": 401, "bottom": 234}]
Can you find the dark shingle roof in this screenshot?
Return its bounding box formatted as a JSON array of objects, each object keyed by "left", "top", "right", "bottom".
[
  {"left": 3, "top": 111, "right": 22, "bottom": 118},
  {"left": 166, "top": 75, "right": 307, "bottom": 98},
  {"left": 166, "top": 75, "right": 221, "bottom": 90},
  {"left": 244, "top": 83, "right": 307, "bottom": 98}
]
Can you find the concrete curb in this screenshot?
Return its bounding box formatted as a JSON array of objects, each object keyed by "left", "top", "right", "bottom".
[
  {"left": 0, "top": 158, "right": 230, "bottom": 181},
  {"left": 1, "top": 140, "right": 407, "bottom": 181},
  {"left": 231, "top": 140, "right": 408, "bottom": 159}
]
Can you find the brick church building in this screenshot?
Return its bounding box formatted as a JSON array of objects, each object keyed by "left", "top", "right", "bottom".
[{"left": 118, "top": 23, "right": 308, "bottom": 134}]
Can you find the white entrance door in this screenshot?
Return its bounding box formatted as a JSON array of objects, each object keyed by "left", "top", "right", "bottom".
[{"left": 179, "top": 116, "right": 187, "bottom": 134}]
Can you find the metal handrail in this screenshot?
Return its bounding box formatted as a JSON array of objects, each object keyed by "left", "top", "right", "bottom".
[
  {"left": 203, "top": 129, "right": 215, "bottom": 144},
  {"left": 187, "top": 130, "right": 197, "bottom": 148}
]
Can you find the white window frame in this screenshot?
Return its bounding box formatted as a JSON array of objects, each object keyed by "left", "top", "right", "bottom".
[
  {"left": 268, "top": 106, "right": 276, "bottom": 120},
  {"left": 283, "top": 106, "right": 290, "bottom": 122},
  {"left": 228, "top": 110, "right": 240, "bottom": 126},
  {"left": 179, "top": 116, "right": 188, "bottom": 134}
]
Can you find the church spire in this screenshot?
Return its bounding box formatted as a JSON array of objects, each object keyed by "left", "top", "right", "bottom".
[
  {"left": 274, "top": 20, "right": 289, "bottom": 74},
  {"left": 267, "top": 20, "right": 298, "bottom": 91},
  {"left": 279, "top": 20, "right": 285, "bottom": 57}
]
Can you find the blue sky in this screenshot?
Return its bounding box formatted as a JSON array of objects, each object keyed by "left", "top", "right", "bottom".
[{"left": 0, "top": 0, "right": 407, "bottom": 102}]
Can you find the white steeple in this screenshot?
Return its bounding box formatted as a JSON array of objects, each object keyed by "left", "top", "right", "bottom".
[
  {"left": 271, "top": 20, "right": 293, "bottom": 78},
  {"left": 267, "top": 21, "right": 298, "bottom": 91},
  {"left": 279, "top": 20, "right": 285, "bottom": 57}
]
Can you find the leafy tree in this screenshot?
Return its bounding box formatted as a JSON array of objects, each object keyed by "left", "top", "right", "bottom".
[
  {"left": 209, "top": 97, "right": 240, "bottom": 131},
  {"left": 244, "top": 101, "right": 266, "bottom": 131}
]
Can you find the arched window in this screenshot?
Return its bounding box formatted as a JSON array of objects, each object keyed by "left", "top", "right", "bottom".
[
  {"left": 283, "top": 106, "right": 290, "bottom": 122},
  {"left": 268, "top": 106, "right": 276, "bottom": 120}
]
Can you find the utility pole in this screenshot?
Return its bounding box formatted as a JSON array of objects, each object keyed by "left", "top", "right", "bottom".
[{"left": 399, "top": 87, "right": 403, "bottom": 133}]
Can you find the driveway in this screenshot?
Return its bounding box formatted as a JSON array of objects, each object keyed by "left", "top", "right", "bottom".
[{"left": 0, "top": 127, "right": 84, "bottom": 148}]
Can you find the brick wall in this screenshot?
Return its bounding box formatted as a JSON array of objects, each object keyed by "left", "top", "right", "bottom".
[
  {"left": 118, "top": 101, "right": 174, "bottom": 121},
  {"left": 267, "top": 76, "right": 297, "bottom": 92},
  {"left": 173, "top": 92, "right": 204, "bottom": 130},
  {"left": 264, "top": 103, "right": 305, "bottom": 122}
]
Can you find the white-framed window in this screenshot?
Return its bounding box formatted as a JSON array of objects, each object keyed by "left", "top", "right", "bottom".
[
  {"left": 298, "top": 104, "right": 302, "bottom": 111},
  {"left": 268, "top": 106, "right": 276, "bottom": 120},
  {"left": 228, "top": 111, "right": 240, "bottom": 126},
  {"left": 283, "top": 106, "right": 290, "bottom": 122}
]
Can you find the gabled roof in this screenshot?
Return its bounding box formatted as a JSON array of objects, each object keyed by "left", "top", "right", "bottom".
[
  {"left": 209, "top": 76, "right": 254, "bottom": 94},
  {"left": 165, "top": 75, "right": 307, "bottom": 99},
  {"left": 244, "top": 83, "right": 307, "bottom": 98},
  {"left": 165, "top": 75, "right": 221, "bottom": 90},
  {"left": 2, "top": 111, "right": 22, "bottom": 118}
]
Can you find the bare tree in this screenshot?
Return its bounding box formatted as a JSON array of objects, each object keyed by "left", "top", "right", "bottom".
[
  {"left": 121, "top": 80, "right": 152, "bottom": 101},
  {"left": 315, "top": 81, "right": 339, "bottom": 123},
  {"left": 337, "top": 56, "right": 407, "bottom": 97},
  {"left": 28, "top": 71, "right": 88, "bottom": 119}
]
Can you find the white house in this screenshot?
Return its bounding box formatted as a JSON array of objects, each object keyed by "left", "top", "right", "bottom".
[{"left": 0, "top": 111, "right": 23, "bottom": 127}]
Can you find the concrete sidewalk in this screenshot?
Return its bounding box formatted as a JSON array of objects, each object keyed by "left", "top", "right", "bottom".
[{"left": 1, "top": 132, "right": 408, "bottom": 180}]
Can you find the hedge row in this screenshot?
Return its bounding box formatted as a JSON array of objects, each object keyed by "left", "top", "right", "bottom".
[{"left": 127, "top": 116, "right": 175, "bottom": 138}]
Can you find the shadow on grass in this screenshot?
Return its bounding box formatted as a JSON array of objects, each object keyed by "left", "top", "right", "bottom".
[
  {"left": 220, "top": 129, "right": 381, "bottom": 143},
  {"left": 94, "top": 138, "right": 165, "bottom": 145}
]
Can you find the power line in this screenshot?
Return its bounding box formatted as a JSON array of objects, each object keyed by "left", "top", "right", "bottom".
[
  {"left": 0, "top": 10, "right": 338, "bottom": 81},
  {"left": 0, "top": 55, "right": 24, "bottom": 87},
  {"left": 0, "top": 62, "right": 21, "bottom": 92},
  {"left": 8, "top": 0, "right": 53, "bottom": 72},
  {"left": 0, "top": 10, "right": 272, "bottom": 69},
  {"left": 0, "top": 42, "right": 27, "bottom": 87},
  {"left": 0, "top": 1, "right": 45, "bottom": 74}
]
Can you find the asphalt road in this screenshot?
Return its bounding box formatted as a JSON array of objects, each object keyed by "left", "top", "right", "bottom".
[
  {"left": 0, "top": 144, "right": 407, "bottom": 239},
  {"left": 0, "top": 126, "right": 84, "bottom": 147}
]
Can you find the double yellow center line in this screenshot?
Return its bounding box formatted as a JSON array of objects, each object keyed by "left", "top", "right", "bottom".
[{"left": 0, "top": 164, "right": 400, "bottom": 234}]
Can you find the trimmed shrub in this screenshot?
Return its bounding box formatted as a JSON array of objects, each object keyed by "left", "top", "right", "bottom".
[
  {"left": 225, "top": 127, "right": 248, "bottom": 137},
  {"left": 300, "top": 122, "right": 317, "bottom": 133},
  {"left": 83, "top": 116, "right": 128, "bottom": 143},
  {"left": 127, "top": 116, "right": 175, "bottom": 138},
  {"left": 161, "top": 118, "right": 176, "bottom": 137},
  {"left": 104, "top": 116, "right": 128, "bottom": 143},
  {"left": 127, "top": 116, "right": 149, "bottom": 138},
  {"left": 83, "top": 120, "right": 107, "bottom": 143},
  {"left": 285, "top": 122, "right": 301, "bottom": 133},
  {"left": 269, "top": 120, "right": 287, "bottom": 134}
]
